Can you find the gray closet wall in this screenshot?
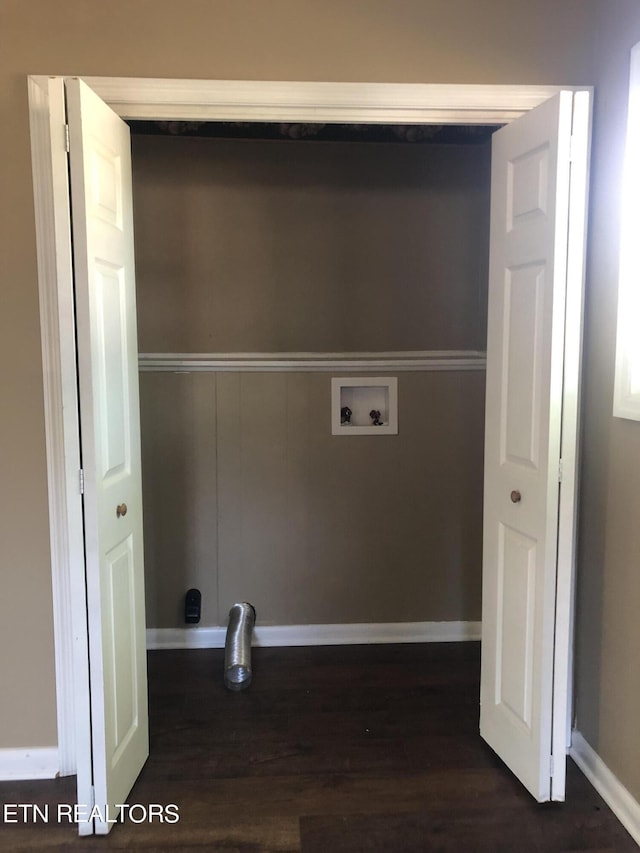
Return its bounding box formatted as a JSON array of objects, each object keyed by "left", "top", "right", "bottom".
[{"left": 132, "top": 133, "right": 490, "bottom": 628}]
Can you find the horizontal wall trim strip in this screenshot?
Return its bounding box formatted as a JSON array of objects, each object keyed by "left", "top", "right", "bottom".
[
  {"left": 139, "top": 351, "right": 487, "bottom": 373},
  {"left": 570, "top": 731, "right": 640, "bottom": 847},
  {"left": 0, "top": 747, "right": 59, "bottom": 781},
  {"left": 147, "top": 621, "right": 482, "bottom": 650},
  {"left": 83, "top": 77, "right": 561, "bottom": 124}
]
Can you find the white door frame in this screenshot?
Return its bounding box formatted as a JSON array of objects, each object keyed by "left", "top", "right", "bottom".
[{"left": 28, "top": 75, "right": 588, "bottom": 780}]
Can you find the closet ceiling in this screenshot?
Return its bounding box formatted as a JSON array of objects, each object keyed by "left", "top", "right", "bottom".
[{"left": 127, "top": 120, "right": 500, "bottom": 144}]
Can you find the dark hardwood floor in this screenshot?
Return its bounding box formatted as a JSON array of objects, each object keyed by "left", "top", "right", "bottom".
[{"left": 1, "top": 642, "right": 636, "bottom": 851}]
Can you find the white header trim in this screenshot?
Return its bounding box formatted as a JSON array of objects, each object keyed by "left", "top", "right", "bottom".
[{"left": 82, "top": 77, "right": 561, "bottom": 124}]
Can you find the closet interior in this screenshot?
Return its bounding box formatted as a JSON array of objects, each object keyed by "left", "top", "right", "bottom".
[{"left": 129, "top": 119, "right": 495, "bottom": 635}]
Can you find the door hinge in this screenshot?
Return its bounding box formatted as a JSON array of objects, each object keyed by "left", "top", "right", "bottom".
[
  {"left": 64, "top": 124, "right": 70, "bottom": 153},
  {"left": 558, "top": 459, "right": 564, "bottom": 483},
  {"left": 79, "top": 469, "right": 85, "bottom": 495}
]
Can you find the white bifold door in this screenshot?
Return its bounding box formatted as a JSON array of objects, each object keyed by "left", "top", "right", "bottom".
[
  {"left": 60, "top": 79, "right": 588, "bottom": 834},
  {"left": 66, "top": 78, "right": 149, "bottom": 835},
  {"left": 480, "top": 90, "right": 589, "bottom": 802}
]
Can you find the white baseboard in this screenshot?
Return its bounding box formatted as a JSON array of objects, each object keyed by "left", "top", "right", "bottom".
[
  {"left": 570, "top": 730, "right": 640, "bottom": 846},
  {"left": 146, "top": 620, "right": 481, "bottom": 650},
  {"left": 0, "top": 747, "right": 59, "bottom": 781},
  {"left": 148, "top": 626, "right": 227, "bottom": 649}
]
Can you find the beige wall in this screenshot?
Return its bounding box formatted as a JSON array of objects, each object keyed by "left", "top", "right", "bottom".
[
  {"left": 140, "top": 373, "right": 219, "bottom": 627},
  {"left": 0, "top": 0, "right": 598, "bottom": 751},
  {"left": 132, "top": 135, "right": 491, "bottom": 353},
  {"left": 574, "top": 0, "right": 640, "bottom": 803},
  {"left": 141, "top": 371, "right": 486, "bottom": 628},
  {"left": 134, "top": 133, "right": 490, "bottom": 629}
]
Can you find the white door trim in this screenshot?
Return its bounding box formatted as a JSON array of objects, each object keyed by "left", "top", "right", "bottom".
[
  {"left": 28, "top": 76, "right": 90, "bottom": 780},
  {"left": 551, "top": 89, "right": 592, "bottom": 793},
  {"left": 28, "top": 76, "right": 583, "bottom": 778}
]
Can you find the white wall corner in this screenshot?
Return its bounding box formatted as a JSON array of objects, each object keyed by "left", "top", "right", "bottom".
[
  {"left": 0, "top": 747, "right": 60, "bottom": 781},
  {"left": 570, "top": 730, "right": 640, "bottom": 846}
]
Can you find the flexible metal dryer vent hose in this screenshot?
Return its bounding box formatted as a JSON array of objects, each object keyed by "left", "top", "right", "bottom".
[{"left": 224, "top": 602, "right": 256, "bottom": 691}]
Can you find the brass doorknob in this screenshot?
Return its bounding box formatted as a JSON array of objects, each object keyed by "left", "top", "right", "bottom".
[
  {"left": 510, "top": 490, "right": 522, "bottom": 504},
  {"left": 116, "top": 503, "right": 128, "bottom": 518}
]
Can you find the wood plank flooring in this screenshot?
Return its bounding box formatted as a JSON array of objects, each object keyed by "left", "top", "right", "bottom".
[{"left": 0, "top": 642, "right": 636, "bottom": 851}]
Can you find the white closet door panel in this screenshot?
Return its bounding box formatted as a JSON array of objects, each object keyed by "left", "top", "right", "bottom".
[
  {"left": 67, "top": 77, "right": 148, "bottom": 835},
  {"left": 481, "top": 91, "right": 575, "bottom": 803}
]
